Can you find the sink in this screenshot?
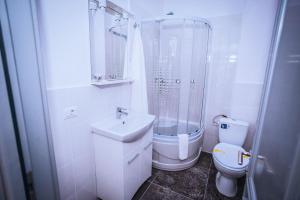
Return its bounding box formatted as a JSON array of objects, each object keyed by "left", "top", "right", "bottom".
[{"left": 91, "top": 113, "right": 155, "bottom": 142}]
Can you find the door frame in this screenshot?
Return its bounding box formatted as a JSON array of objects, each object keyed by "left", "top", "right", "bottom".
[
  {"left": 0, "top": 0, "right": 60, "bottom": 199},
  {"left": 0, "top": 33, "right": 28, "bottom": 200},
  {"left": 246, "top": 0, "right": 288, "bottom": 199}
]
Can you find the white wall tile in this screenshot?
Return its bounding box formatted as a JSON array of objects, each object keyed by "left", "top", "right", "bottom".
[
  {"left": 162, "top": 0, "right": 247, "bottom": 18},
  {"left": 129, "top": 0, "right": 163, "bottom": 20},
  {"left": 66, "top": 194, "right": 76, "bottom": 200},
  {"left": 203, "top": 14, "right": 243, "bottom": 152},
  {"left": 47, "top": 90, "right": 73, "bottom": 169},
  {"left": 37, "top": 0, "right": 91, "bottom": 88},
  {"left": 57, "top": 164, "right": 76, "bottom": 200},
  {"left": 73, "top": 155, "right": 96, "bottom": 196},
  {"left": 76, "top": 186, "right": 95, "bottom": 200}
]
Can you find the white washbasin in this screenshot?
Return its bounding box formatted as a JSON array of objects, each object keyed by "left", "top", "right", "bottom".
[{"left": 91, "top": 113, "right": 155, "bottom": 142}]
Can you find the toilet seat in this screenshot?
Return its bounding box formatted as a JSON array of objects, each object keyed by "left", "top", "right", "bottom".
[{"left": 213, "top": 143, "right": 249, "bottom": 170}]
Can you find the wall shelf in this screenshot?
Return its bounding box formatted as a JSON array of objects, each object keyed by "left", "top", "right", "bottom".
[{"left": 91, "top": 78, "right": 134, "bottom": 87}]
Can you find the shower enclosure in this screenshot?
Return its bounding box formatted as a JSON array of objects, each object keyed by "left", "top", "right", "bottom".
[{"left": 141, "top": 18, "right": 210, "bottom": 171}]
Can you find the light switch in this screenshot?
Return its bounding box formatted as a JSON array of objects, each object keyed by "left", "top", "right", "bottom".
[{"left": 64, "top": 106, "right": 78, "bottom": 120}]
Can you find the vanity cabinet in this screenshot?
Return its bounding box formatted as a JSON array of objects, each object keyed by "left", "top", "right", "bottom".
[
  {"left": 93, "top": 126, "right": 153, "bottom": 200},
  {"left": 140, "top": 136, "right": 153, "bottom": 182}
]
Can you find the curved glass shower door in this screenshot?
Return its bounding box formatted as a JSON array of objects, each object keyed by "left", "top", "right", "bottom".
[
  {"left": 157, "top": 19, "right": 183, "bottom": 136},
  {"left": 187, "top": 21, "right": 210, "bottom": 135},
  {"left": 141, "top": 19, "right": 210, "bottom": 137}
]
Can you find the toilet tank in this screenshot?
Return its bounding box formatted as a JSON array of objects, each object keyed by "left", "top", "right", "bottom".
[{"left": 218, "top": 117, "right": 249, "bottom": 146}]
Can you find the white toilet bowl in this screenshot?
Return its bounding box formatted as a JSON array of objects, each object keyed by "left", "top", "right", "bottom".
[{"left": 212, "top": 143, "right": 249, "bottom": 197}]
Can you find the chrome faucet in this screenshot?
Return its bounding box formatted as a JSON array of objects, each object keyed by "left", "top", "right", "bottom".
[{"left": 116, "top": 107, "right": 128, "bottom": 119}]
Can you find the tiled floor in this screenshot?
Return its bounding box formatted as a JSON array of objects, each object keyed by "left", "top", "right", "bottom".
[{"left": 133, "top": 152, "right": 245, "bottom": 200}]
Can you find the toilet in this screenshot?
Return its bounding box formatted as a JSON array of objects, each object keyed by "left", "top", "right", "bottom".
[{"left": 212, "top": 117, "right": 249, "bottom": 197}]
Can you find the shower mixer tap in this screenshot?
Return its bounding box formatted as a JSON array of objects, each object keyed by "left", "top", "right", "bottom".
[{"left": 175, "top": 79, "right": 181, "bottom": 84}]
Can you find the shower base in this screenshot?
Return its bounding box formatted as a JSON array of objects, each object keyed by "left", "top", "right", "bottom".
[{"left": 152, "top": 120, "right": 204, "bottom": 171}]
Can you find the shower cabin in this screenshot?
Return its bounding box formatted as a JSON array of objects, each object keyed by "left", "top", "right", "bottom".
[{"left": 141, "top": 18, "right": 211, "bottom": 171}]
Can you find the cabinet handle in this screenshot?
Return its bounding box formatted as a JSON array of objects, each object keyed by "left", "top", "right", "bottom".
[
  {"left": 128, "top": 153, "right": 139, "bottom": 165},
  {"left": 144, "top": 142, "right": 153, "bottom": 150}
]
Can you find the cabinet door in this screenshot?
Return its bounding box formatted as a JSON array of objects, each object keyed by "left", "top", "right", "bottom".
[
  {"left": 124, "top": 150, "right": 141, "bottom": 200},
  {"left": 141, "top": 140, "right": 153, "bottom": 183}
]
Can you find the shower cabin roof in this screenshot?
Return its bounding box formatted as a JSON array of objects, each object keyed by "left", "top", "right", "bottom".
[{"left": 140, "top": 16, "right": 212, "bottom": 29}]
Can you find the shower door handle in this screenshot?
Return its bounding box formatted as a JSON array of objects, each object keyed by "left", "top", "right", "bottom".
[{"left": 238, "top": 151, "right": 251, "bottom": 165}]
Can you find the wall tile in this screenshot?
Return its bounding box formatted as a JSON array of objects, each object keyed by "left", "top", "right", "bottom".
[
  {"left": 57, "top": 164, "right": 76, "bottom": 200},
  {"left": 76, "top": 186, "right": 95, "bottom": 200},
  {"left": 73, "top": 155, "right": 96, "bottom": 196}
]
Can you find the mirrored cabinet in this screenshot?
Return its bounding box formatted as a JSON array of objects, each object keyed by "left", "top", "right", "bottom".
[{"left": 89, "top": 0, "right": 133, "bottom": 86}]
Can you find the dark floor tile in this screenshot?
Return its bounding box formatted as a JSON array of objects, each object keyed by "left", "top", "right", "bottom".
[
  {"left": 205, "top": 168, "right": 245, "bottom": 200},
  {"left": 132, "top": 181, "right": 151, "bottom": 200},
  {"left": 152, "top": 167, "right": 160, "bottom": 175},
  {"left": 210, "top": 160, "right": 217, "bottom": 171},
  {"left": 207, "top": 168, "right": 217, "bottom": 186},
  {"left": 236, "top": 176, "right": 246, "bottom": 199},
  {"left": 140, "top": 183, "right": 191, "bottom": 200},
  {"left": 210, "top": 163, "right": 215, "bottom": 170},
  {"left": 149, "top": 167, "right": 160, "bottom": 182},
  {"left": 196, "top": 152, "right": 212, "bottom": 170},
  {"left": 204, "top": 186, "right": 231, "bottom": 200},
  {"left": 153, "top": 166, "right": 209, "bottom": 199}
]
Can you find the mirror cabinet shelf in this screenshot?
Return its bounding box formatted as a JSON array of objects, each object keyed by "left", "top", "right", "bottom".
[{"left": 91, "top": 78, "right": 133, "bottom": 87}]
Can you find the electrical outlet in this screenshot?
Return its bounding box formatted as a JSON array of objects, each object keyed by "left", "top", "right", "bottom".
[{"left": 64, "top": 106, "right": 78, "bottom": 120}]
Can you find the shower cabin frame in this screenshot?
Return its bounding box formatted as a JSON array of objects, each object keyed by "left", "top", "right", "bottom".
[
  {"left": 141, "top": 17, "right": 212, "bottom": 171},
  {"left": 142, "top": 17, "right": 212, "bottom": 136}
]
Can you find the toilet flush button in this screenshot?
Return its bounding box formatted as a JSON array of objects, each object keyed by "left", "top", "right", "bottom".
[{"left": 221, "top": 124, "right": 228, "bottom": 129}]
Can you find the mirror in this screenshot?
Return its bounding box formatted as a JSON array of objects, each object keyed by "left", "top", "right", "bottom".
[
  {"left": 89, "top": 0, "right": 129, "bottom": 82},
  {"left": 105, "top": 13, "right": 128, "bottom": 80}
]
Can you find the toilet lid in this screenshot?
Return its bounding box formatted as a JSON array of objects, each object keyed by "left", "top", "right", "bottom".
[{"left": 213, "top": 143, "right": 249, "bottom": 169}]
